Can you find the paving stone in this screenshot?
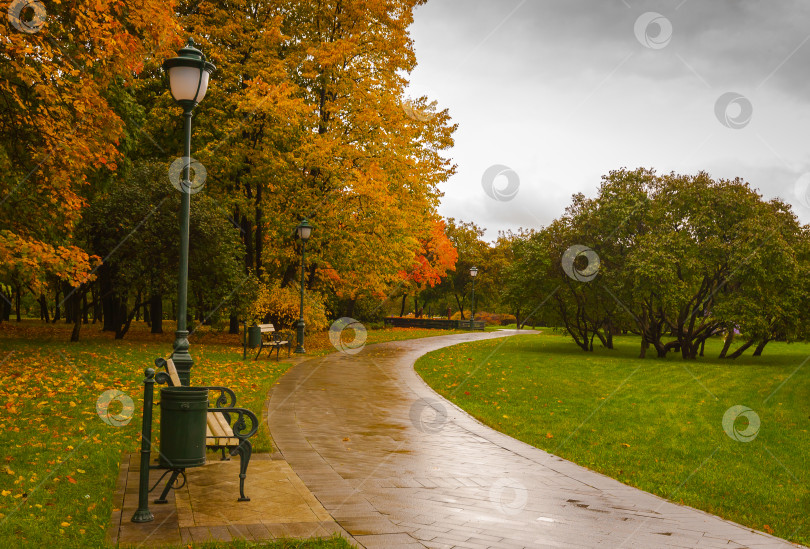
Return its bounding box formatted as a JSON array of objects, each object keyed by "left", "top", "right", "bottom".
[{"left": 110, "top": 452, "right": 351, "bottom": 546}]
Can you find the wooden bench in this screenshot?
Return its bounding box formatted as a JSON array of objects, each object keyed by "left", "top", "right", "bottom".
[
  {"left": 252, "top": 323, "right": 292, "bottom": 360},
  {"left": 155, "top": 358, "right": 258, "bottom": 501}
]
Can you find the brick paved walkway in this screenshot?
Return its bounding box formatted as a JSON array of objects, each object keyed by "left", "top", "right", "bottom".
[{"left": 266, "top": 330, "right": 802, "bottom": 549}]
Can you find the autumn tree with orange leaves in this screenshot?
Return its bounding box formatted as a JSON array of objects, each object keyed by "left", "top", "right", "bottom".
[
  {"left": 0, "top": 0, "right": 179, "bottom": 326},
  {"left": 2, "top": 0, "right": 458, "bottom": 334},
  {"left": 156, "top": 0, "right": 458, "bottom": 323},
  {"left": 398, "top": 219, "right": 457, "bottom": 317}
]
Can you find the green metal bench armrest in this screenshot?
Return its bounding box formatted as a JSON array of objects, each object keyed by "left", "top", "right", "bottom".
[
  {"left": 208, "top": 407, "right": 259, "bottom": 440},
  {"left": 199, "top": 386, "right": 237, "bottom": 408},
  {"left": 154, "top": 371, "right": 173, "bottom": 385}
]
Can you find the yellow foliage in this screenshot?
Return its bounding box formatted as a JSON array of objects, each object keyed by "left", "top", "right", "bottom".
[{"left": 249, "top": 281, "right": 328, "bottom": 332}]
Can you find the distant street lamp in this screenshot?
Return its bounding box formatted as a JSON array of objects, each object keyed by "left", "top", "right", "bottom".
[
  {"left": 295, "top": 219, "right": 313, "bottom": 354},
  {"left": 470, "top": 266, "right": 478, "bottom": 327},
  {"left": 163, "top": 38, "right": 215, "bottom": 386}
]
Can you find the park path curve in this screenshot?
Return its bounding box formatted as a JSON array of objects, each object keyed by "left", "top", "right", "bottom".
[{"left": 265, "top": 330, "right": 800, "bottom": 549}]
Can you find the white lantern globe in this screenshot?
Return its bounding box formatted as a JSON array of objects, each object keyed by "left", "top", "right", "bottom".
[{"left": 163, "top": 38, "right": 215, "bottom": 109}]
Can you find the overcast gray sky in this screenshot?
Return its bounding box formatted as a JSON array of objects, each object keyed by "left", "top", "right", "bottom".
[{"left": 407, "top": 0, "right": 810, "bottom": 240}]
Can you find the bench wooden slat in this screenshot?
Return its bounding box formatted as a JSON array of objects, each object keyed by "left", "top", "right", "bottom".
[
  {"left": 165, "top": 359, "right": 182, "bottom": 386},
  {"left": 208, "top": 411, "right": 239, "bottom": 446},
  {"left": 214, "top": 412, "right": 239, "bottom": 445},
  {"left": 207, "top": 414, "right": 228, "bottom": 444}
]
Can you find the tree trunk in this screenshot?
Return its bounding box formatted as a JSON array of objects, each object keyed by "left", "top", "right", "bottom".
[
  {"left": 0, "top": 286, "right": 10, "bottom": 322},
  {"left": 229, "top": 314, "right": 239, "bottom": 334},
  {"left": 255, "top": 183, "right": 263, "bottom": 277},
  {"left": 719, "top": 331, "right": 734, "bottom": 358},
  {"left": 91, "top": 283, "right": 100, "bottom": 324},
  {"left": 594, "top": 330, "right": 609, "bottom": 349},
  {"left": 62, "top": 282, "right": 74, "bottom": 324},
  {"left": 639, "top": 338, "right": 648, "bottom": 359},
  {"left": 681, "top": 340, "right": 697, "bottom": 360},
  {"left": 400, "top": 294, "right": 407, "bottom": 317},
  {"left": 752, "top": 338, "right": 770, "bottom": 357},
  {"left": 150, "top": 294, "right": 163, "bottom": 334},
  {"left": 115, "top": 302, "right": 138, "bottom": 340},
  {"left": 341, "top": 299, "right": 356, "bottom": 319},
  {"left": 454, "top": 294, "right": 465, "bottom": 320},
  {"left": 242, "top": 213, "right": 254, "bottom": 274},
  {"left": 70, "top": 286, "right": 84, "bottom": 342},
  {"left": 53, "top": 286, "right": 61, "bottom": 323},
  {"left": 144, "top": 303, "right": 151, "bottom": 326},
  {"left": 726, "top": 338, "right": 756, "bottom": 359},
  {"left": 100, "top": 264, "right": 117, "bottom": 331},
  {"left": 135, "top": 290, "right": 142, "bottom": 321},
  {"left": 38, "top": 293, "right": 50, "bottom": 322},
  {"left": 15, "top": 285, "right": 21, "bottom": 322}
]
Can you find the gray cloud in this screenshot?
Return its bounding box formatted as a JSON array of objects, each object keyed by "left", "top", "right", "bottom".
[{"left": 410, "top": 0, "right": 810, "bottom": 238}]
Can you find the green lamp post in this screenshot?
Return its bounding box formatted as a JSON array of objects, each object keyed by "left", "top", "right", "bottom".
[
  {"left": 295, "top": 219, "right": 312, "bottom": 354},
  {"left": 470, "top": 266, "right": 478, "bottom": 328},
  {"left": 162, "top": 38, "right": 215, "bottom": 386}
]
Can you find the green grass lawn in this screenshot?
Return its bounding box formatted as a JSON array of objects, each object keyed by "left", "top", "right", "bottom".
[
  {"left": 0, "top": 319, "right": 457, "bottom": 548},
  {"left": 415, "top": 332, "right": 809, "bottom": 546}
]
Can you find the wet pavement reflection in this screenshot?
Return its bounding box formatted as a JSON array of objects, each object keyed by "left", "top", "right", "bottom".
[{"left": 266, "top": 331, "right": 799, "bottom": 549}]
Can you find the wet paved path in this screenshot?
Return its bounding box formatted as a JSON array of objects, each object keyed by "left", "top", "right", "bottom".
[{"left": 266, "top": 331, "right": 800, "bottom": 549}]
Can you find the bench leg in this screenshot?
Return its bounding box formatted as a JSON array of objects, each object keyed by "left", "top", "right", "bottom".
[
  {"left": 220, "top": 447, "right": 229, "bottom": 461},
  {"left": 254, "top": 346, "right": 263, "bottom": 360},
  {"left": 154, "top": 469, "right": 183, "bottom": 504},
  {"left": 230, "top": 439, "right": 252, "bottom": 502}
]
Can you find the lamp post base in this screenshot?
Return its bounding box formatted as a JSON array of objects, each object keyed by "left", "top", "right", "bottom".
[{"left": 131, "top": 509, "right": 154, "bottom": 523}]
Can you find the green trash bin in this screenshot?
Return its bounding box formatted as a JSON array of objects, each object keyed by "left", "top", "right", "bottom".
[
  {"left": 247, "top": 324, "right": 262, "bottom": 349},
  {"left": 158, "top": 386, "right": 208, "bottom": 469}
]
